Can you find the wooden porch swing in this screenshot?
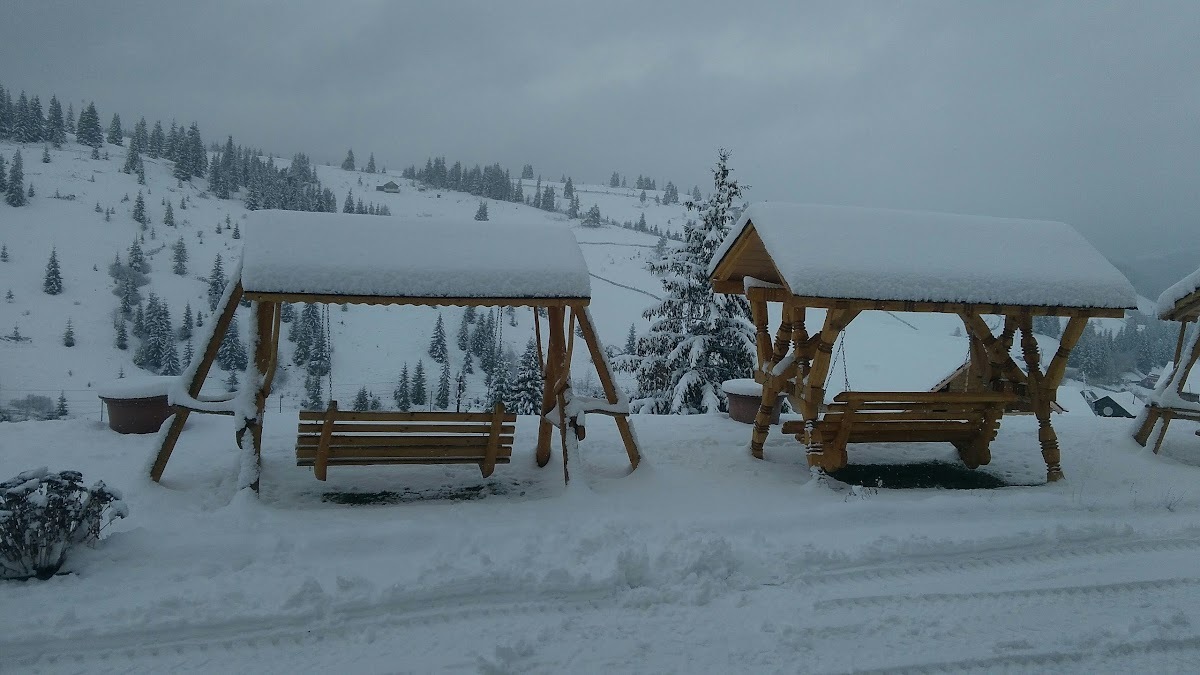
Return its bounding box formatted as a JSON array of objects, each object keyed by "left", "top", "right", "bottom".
[
  {"left": 709, "top": 202, "right": 1138, "bottom": 481},
  {"left": 148, "top": 211, "right": 640, "bottom": 491},
  {"left": 1133, "top": 269, "right": 1200, "bottom": 452}
]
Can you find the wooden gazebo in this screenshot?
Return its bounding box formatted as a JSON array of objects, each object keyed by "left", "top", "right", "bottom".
[
  {"left": 709, "top": 202, "right": 1137, "bottom": 481},
  {"left": 149, "top": 211, "right": 640, "bottom": 491},
  {"left": 1133, "top": 267, "right": 1200, "bottom": 452}
]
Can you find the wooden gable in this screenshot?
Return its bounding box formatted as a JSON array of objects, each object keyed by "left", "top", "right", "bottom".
[{"left": 710, "top": 222, "right": 788, "bottom": 295}]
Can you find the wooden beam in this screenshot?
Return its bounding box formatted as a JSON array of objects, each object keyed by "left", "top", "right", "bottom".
[
  {"left": 247, "top": 300, "right": 277, "bottom": 492},
  {"left": 481, "top": 402, "right": 505, "bottom": 478},
  {"left": 536, "top": 306, "right": 566, "bottom": 467},
  {"left": 1043, "top": 316, "right": 1088, "bottom": 389},
  {"left": 706, "top": 288, "right": 1130, "bottom": 318},
  {"left": 1173, "top": 322, "right": 1200, "bottom": 397},
  {"left": 242, "top": 291, "right": 587, "bottom": 309},
  {"left": 747, "top": 290, "right": 771, "bottom": 368},
  {"left": 1017, "top": 314, "right": 1063, "bottom": 482},
  {"left": 574, "top": 308, "right": 641, "bottom": 469},
  {"left": 314, "top": 400, "right": 337, "bottom": 481},
  {"left": 150, "top": 281, "right": 244, "bottom": 482}
]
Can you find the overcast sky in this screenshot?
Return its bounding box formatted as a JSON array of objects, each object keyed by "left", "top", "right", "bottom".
[{"left": 2, "top": 1, "right": 1197, "bottom": 270}]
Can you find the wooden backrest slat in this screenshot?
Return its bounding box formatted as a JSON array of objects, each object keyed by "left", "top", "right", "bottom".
[
  {"left": 298, "top": 423, "right": 516, "bottom": 435},
  {"left": 298, "top": 410, "right": 516, "bottom": 423}
]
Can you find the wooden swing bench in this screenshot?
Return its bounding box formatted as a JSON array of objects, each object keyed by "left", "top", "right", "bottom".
[
  {"left": 296, "top": 401, "right": 516, "bottom": 480},
  {"left": 781, "top": 391, "right": 1016, "bottom": 470}
]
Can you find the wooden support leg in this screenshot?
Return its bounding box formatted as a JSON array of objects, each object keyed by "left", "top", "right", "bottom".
[
  {"left": 248, "top": 300, "right": 278, "bottom": 493},
  {"left": 574, "top": 307, "right": 641, "bottom": 469},
  {"left": 750, "top": 382, "right": 781, "bottom": 460},
  {"left": 536, "top": 306, "right": 566, "bottom": 467},
  {"left": 1133, "top": 406, "right": 1162, "bottom": 447},
  {"left": 150, "top": 281, "right": 244, "bottom": 482},
  {"left": 1151, "top": 411, "right": 1173, "bottom": 455},
  {"left": 1019, "top": 316, "right": 1063, "bottom": 482}
]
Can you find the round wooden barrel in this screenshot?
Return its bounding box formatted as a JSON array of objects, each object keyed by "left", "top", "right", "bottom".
[
  {"left": 722, "top": 379, "right": 783, "bottom": 425},
  {"left": 100, "top": 395, "right": 172, "bottom": 434}
]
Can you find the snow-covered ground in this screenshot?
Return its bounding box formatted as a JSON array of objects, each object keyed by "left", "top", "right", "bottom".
[{"left": 3, "top": 411, "right": 1200, "bottom": 673}]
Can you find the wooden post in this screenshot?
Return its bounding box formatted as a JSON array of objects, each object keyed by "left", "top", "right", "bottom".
[
  {"left": 798, "top": 308, "right": 859, "bottom": 466},
  {"left": 1133, "top": 406, "right": 1163, "bottom": 447},
  {"left": 536, "top": 306, "right": 566, "bottom": 467},
  {"left": 1018, "top": 314, "right": 1063, "bottom": 482},
  {"left": 150, "top": 281, "right": 244, "bottom": 482},
  {"left": 790, "top": 304, "right": 810, "bottom": 387},
  {"left": 574, "top": 307, "right": 641, "bottom": 469},
  {"left": 748, "top": 288, "right": 771, "bottom": 370},
  {"left": 248, "top": 300, "right": 278, "bottom": 492},
  {"left": 314, "top": 400, "right": 337, "bottom": 481},
  {"left": 481, "top": 402, "right": 504, "bottom": 477},
  {"left": 1172, "top": 323, "right": 1200, "bottom": 397}
]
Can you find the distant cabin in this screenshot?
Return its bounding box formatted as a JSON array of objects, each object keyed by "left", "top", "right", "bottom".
[
  {"left": 1080, "top": 389, "right": 1138, "bottom": 418},
  {"left": 375, "top": 181, "right": 400, "bottom": 193}
]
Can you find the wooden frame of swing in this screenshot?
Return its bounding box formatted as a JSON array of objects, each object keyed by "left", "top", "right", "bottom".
[
  {"left": 148, "top": 283, "right": 640, "bottom": 491},
  {"left": 1132, "top": 284, "right": 1200, "bottom": 453},
  {"left": 710, "top": 222, "right": 1128, "bottom": 482}
]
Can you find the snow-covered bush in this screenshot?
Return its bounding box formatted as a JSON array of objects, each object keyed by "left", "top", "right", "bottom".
[{"left": 0, "top": 468, "right": 128, "bottom": 580}]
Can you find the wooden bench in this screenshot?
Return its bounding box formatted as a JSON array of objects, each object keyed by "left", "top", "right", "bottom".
[
  {"left": 781, "top": 391, "right": 1016, "bottom": 472},
  {"left": 296, "top": 401, "right": 516, "bottom": 480}
]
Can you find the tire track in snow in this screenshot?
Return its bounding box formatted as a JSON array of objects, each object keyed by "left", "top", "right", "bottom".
[
  {"left": 848, "top": 635, "right": 1200, "bottom": 675},
  {"left": 814, "top": 576, "right": 1200, "bottom": 611},
  {"left": 786, "top": 534, "right": 1200, "bottom": 588}
]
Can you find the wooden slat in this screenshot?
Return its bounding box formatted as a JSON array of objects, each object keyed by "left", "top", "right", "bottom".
[
  {"left": 298, "top": 457, "right": 512, "bottom": 467},
  {"left": 297, "top": 435, "right": 514, "bottom": 448},
  {"left": 297, "top": 446, "right": 513, "bottom": 460},
  {"left": 481, "top": 402, "right": 504, "bottom": 477},
  {"left": 298, "top": 423, "right": 515, "bottom": 435},
  {"left": 243, "top": 291, "right": 587, "bottom": 309},
  {"left": 298, "top": 410, "right": 512, "bottom": 423}
]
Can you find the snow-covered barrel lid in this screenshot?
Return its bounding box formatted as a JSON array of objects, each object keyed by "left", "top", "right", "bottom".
[
  {"left": 96, "top": 376, "right": 175, "bottom": 400},
  {"left": 710, "top": 202, "right": 1138, "bottom": 312},
  {"left": 239, "top": 210, "right": 592, "bottom": 301},
  {"left": 1156, "top": 267, "right": 1200, "bottom": 321}
]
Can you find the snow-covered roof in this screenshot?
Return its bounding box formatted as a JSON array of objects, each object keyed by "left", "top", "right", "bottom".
[
  {"left": 1156, "top": 267, "right": 1200, "bottom": 320},
  {"left": 240, "top": 211, "right": 591, "bottom": 300},
  {"left": 710, "top": 202, "right": 1137, "bottom": 310}
]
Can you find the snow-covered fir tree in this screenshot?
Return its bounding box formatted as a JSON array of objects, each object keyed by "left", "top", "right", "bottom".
[
  {"left": 217, "top": 315, "right": 248, "bottom": 371},
  {"left": 428, "top": 313, "right": 448, "bottom": 363},
  {"left": 457, "top": 311, "right": 471, "bottom": 352},
  {"left": 172, "top": 238, "right": 187, "bottom": 275},
  {"left": 164, "top": 201, "right": 174, "bottom": 227},
  {"left": 132, "top": 191, "right": 148, "bottom": 228},
  {"left": 475, "top": 201, "right": 488, "bottom": 221},
  {"left": 127, "top": 239, "right": 148, "bottom": 273},
  {"left": 179, "top": 302, "right": 193, "bottom": 340},
  {"left": 393, "top": 363, "right": 411, "bottom": 411},
  {"left": 106, "top": 113, "right": 123, "bottom": 146},
  {"left": 625, "top": 323, "right": 637, "bottom": 353},
  {"left": 43, "top": 247, "right": 63, "bottom": 294},
  {"left": 411, "top": 360, "right": 428, "bottom": 407},
  {"left": 56, "top": 392, "right": 69, "bottom": 419},
  {"left": 6, "top": 150, "right": 26, "bottom": 207},
  {"left": 207, "top": 254, "right": 225, "bottom": 310},
  {"left": 365, "top": 153, "right": 376, "bottom": 173},
  {"left": 436, "top": 360, "right": 451, "bottom": 410},
  {"left": 512, "top": 337, "right": 543, "bottom": 415},
  {"left": 619, "top": 149, "right": 755, "bottom": 414},
  {"left": 75, "top": 102, "right": 104, "bottom": 149},
  {"left": 353, "top": 386, "right": 371, "bottom": 412},
  {"left": 341, "top": 149, "right": 355, "bottom": 171},
  {"left": 114, "top": 318, "right": 128, "bottom": 350},
  {"left": 62, "top": 318, "right": 75, "bottom": 347}
]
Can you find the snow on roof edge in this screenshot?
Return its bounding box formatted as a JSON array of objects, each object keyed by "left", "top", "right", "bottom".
[{"left": 1156, "top": 267, "right": 1200, "bottom": 320}]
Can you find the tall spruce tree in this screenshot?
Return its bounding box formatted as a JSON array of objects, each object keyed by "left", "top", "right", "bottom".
[
  {"left": 341, "top": 149, "right": 355, "bottom": 171},
  {"left": 43, "top": 247, "right": 63, "bottom": 294},
  {"left": 217, "top": 315, "right": 248, "bottom": 371},
  {"left": 365, "top": 153, "right": 376, "bottom": 173},
  {"left": 512, "top": 337, "right": 544, "bottom": 415},
  {"left": 393, "top": 363, "right": 411, "bottom": 411},
  {"left": 172, "top": 237, "right": 188, "bottom": 274},
  {"left": 62, "top": 318, "right": 75, "bottom": 347},
  {"left": 436, "top": 360, "right": 451, "bottom": 410},
  {"left": 106, "top": 114, "right": 123, "bottom": 145},
  {"left": 411, "top": 360, "right": 428, "bottom": 407},
  {"left": 6, "top": 150, "right": 26, "bottom": 207},
  {"left": 46, "top": 96, "right": 65, "bottom": 148},
  {"left": 619, "top": 149, "right": 754, "bottom": 414},
  {"left": 474, "top": 201, "right": 488, "bottom": 221},
  {"left": 132, "top": 191, "right": 148, "bottom": 227},
  {"left": 207, "top": 254, "right": 225, "bottom": 310},
  {"left": 75, "top": 102, "right": 103, "bottom": 149},
  {"left": 428, "top": 313, "right": 448, "bottom": 363}
]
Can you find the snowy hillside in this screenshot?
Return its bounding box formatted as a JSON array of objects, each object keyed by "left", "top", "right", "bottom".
[{"left": 0, "top": 137, "right": 1053, "bottom": 422}]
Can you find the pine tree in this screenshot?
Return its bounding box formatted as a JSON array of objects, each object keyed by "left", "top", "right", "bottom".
[
  {"left": 133, "top": 191, "right": 148, "bottom": 228},
  {"left": 436, "top": 360, "right": 451, "bottom": 409},
  {"left": 179, "top": 302, "right": 193, "bottom": 340},
  {"left": 62, "top": 318, "right": 75, "bottom": 347},
  {"left": 75, "top": 102, "right": 103, "bottom": 149},
  {"left": 172, "top": 238, "right": 188, "bottom": 275},
  {"left": 42, "top": 145, "right": 50, "bottom": 163},
  {"left": 411, "top": 360, "right": 428, "bottom": 407},
  {"left": 43, "top": 247, "right": 63, "bottom": 294},
  {"left": 582, "top": 204, "right": 602, "bottom": 227},
  {"left": 393, "top": 363, "right": 411, "bottom": 411},
  {"left": 307, "top": 312, "right": 330, "bottom": 376},
  {"left": 183, "top": 339, "right": 194, "bottom": 368},
  {"left": 64, "top": 102, "right": 75, "bottom": 136},
  {"left": 610, "top": 172, "right": 621, "bottom": 188},
  {"left": 457, "top": 311, "right": 471, "bottom": 352},
  {"left": 114, "top": 319, "right": 128, "bottom": 350},
  {"left": 132, "top": 302, "right": 146, "bottom": 339},
  {"left": 567, "top": 194, "right": 580, "bottom": 219},
  {"left": 160, "top": 337, "right": 181, "bottom": 376},
  {"left": 56, "top": 392, "right": 69, "bottom": 419},
  {"left": 128, "top": 239, "right": 148, "bottom": 273},
  {"left": 217, "top": 315, "right": 248, "bottom": 371},
  {"left": 148, "top": 120, "right": 164, "bottom": 157},
  {"left": 208, "top": 254, "right": 226, "bottom": 310},
  {"left": 563, "top": 176, "right": 574, "bottom": 199},
  {"left": 341, "top": 149, "right": 355, "bottom": 171},
  {"left": 0, "top": 155, "right": 6, "bottom": 193},
  {"left": 343, "top": 190, "right": 354, "bottom": 213},
  {"left": 619, "top": 149, "right": 754, "bottom": 414},
  {"left": 164, "top": 201, "right": 175, "bottom": 227},
  {"left": 474, "top": 201, "right": 488, "bottom": 221},
  {"left": 232, "top": 223, "right": 240, "bottom": 239},
  {"left": 625, "top": 323, "right": 637, "bottom": 353},
  {"left": 513, "top": 337, "right": 544, "bottom": 415},
  {"left": 0, "top": 244, "right": 7, "bottom": 262},
  {"left": 353, "top": 386, "right": 371, "bottom": 412},
  {"left": 106, "top": 114, "right": 123, "bottom": 146},
  {"left": 6, "top": 150, "right": 26, "bottom": 207},
  {"left": 280, "top": 302, "right": 295, "bottom": 323},
  {"left": 365, "top": 153, "right": 376, "bottom": 173},
  {"left": 637, "top": 212, "right": 647, "bottom": 231},
  {"left": 428, "top": 313, "right": 448, "bottom": 363},
  {"left": 225, "top": 370, "right": 240, "bottom": 393}
]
